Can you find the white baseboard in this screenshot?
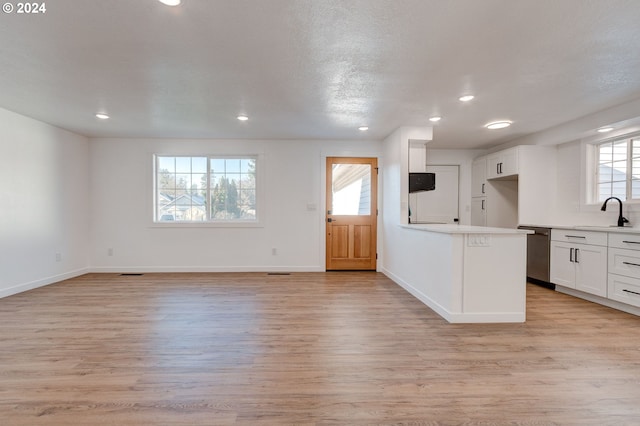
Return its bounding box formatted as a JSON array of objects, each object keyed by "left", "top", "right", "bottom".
[
  {"left": 0, "top": 267, "right": 89, "bottom": 299},
  {"left": 380, "top": 266, "right": 453, "bottom": 321},
  {"left": 89, "top": 265, "right": 325, "bottom": 273},
  {"left": 555, "top": 285, "right": 640, "bottom": 316}
]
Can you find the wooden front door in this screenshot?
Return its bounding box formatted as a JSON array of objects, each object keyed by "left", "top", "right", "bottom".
[{"left": 326, "top": 157, "right": 378, "bottom": 270}]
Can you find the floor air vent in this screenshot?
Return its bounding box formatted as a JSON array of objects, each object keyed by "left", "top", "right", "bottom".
[
  {"left": 120, "top": 273, "right": 144, "bottom": 276},
  {"left": 267, "top": 272, "right": 291, "bottom": 276}
]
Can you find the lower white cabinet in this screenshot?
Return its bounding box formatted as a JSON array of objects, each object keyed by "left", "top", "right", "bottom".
[
  {"left": 550, "top": 240, "right": 608, "bottom": 297},
  {"left": 607, "top": 233, "right": 640, "bottom": 308},
  {"left": 608, "top": 274, "right": 640, "bottom": 308},
  {"left": 470, "top": 197, "right": 486, "bottom": 226}
]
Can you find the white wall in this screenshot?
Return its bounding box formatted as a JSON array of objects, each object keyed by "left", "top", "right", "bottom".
[
  {"left": 89, "top": 137, "right": 381, "bottom": 272},
  {"left": 409, "top": 145, "right": 484, "bottom": 225},
  {"left": 426, "top": 148, "right": 484, "bottom": 225},
  {"left": 0, "top": 108, "right": 90, "bottom": 297}
]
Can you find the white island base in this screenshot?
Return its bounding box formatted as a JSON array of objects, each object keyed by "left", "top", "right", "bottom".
[{"left": 383, "top": 224, "right": 529, "bottom": 323}]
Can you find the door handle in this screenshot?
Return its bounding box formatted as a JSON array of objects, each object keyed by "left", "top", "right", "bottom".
[
  {"left": 327, "top": 218, "right": 336, "bottom": 223},
  {"left": 481, "top": 183, "right": 485, "bottom": 194},
  {"left": 570, "top": 248, "right": 574, "bottom": 262},
  {"left": 575, "top": 248, "right": 579, "bottom": 263},
  {"left": 481, "top": 199, "right": 485, "bottom": 210}
]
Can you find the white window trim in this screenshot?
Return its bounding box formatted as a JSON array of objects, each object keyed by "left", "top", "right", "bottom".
[
  {"left": 581, "top": 130, "right": 640, "bottom": 212},
  {"left": 149, "top": 153, "right": 265, "bottom": 228}
]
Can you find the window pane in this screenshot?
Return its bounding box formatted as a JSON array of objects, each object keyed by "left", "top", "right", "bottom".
[
  {"left": 599, "top": 142, "right": 613, "bottom": 163},
  {"left": 175, "top": 157, "right": 192, "bottom": 173},
  {"left": 241, "top": 159, "right": 255, "bottom": 173},
  {"left": 611, "top": 161, "right": 627, "bottom": 179},
  {"left": 331, "top": 164, "right": 371, "bottom": 215},
  {"left": 192, "top": 157, "right": 207, "bottom": 173},
  {"left": 210, "top": 159, "right": 226, "bottom": 173},
  {"left": 599, "top": 164, "right": 613, "bottom": 182},
  {"left": 225, "top": 159, "right": 242, "bottom": 173},
  {"left": 612, "top": 181, "right": 626, "bottom": 199},
  {"left": 191, "top": 173, "right": 206, "bottom": 190},
  {"left": 158, "top": 156, "right": 175, "bottom": 173},
  {"left": 612, "top": 141, "right": 628, "bottom": 161},
  {"left": 175, "top": 174, "right": 190, "bottom": 191}
]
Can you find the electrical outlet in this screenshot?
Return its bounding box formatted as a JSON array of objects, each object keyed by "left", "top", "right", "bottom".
[
  {"left": 468, "top": 234, "right": 491, "bottom": 247},
  {"left": 55, "top": 253, "right": 62, "bottom": 262},
  {"left": 272, "top": 248, "right": 277, "bottom": 255},
  {"left": 107, "top": 248, "right": 114, "bottom": 256}
]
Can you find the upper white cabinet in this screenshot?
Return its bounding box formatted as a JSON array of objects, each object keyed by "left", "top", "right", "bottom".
[
  {"left": 471, "top": 145, "right": 557, "bottom": 228},
  {"left": 471, "top": 157, "right": 487, "bottom": 197},
  {"left": 487, "top": 147, "right": 519, "bottom": 180}
]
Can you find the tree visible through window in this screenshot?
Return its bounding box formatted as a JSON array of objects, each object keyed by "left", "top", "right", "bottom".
[
  {"left": 155, "top": 156, "right": 257, "bottom": 222},
  {"left": 596, "top": 136, "right": 640, "bottom": 202}
]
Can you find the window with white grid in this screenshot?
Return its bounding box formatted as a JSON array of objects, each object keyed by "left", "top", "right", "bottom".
[
  {"left": 154, "top": 155, "right": 257, "bottom": 223},
  {"left": 596, "top": 135, "right": 640, "bottom": 202}
]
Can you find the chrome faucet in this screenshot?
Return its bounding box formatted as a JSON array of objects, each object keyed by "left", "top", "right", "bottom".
[{"left": 600, "top": 197, "right": 629, "bottom": 227}]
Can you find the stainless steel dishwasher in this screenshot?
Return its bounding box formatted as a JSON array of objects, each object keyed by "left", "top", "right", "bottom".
[{"left": 518, "top": 226, "right": 554, "bottom": 288}]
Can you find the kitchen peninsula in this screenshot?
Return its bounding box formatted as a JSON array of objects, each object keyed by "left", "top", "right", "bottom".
[{"left": 385, "top": 224, "right": 530, "bottom": 323}]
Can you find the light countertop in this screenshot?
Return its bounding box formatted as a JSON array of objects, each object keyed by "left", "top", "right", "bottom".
[
  {"left": 519, "top": 224, "right": 640, "bottom": 234},
  {"left": 401, "top": 223, "right": 531, "bottom": 235}
]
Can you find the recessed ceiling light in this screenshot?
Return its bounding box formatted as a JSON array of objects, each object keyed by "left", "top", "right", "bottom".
[
  {"left": 429, "top": 116, "right": 442, "bottom": 122},
  {"left": 358, "top": 126, "right": 369, "bottom": 131},
  {"left": 237, "top": 115, "right": 249, "bottom": 121},
  {"left": 485, "top": 121, "right": 512, "bottom": 130},
  {"left": 459, "top": 95, "right": 475, "bottom": 102},
  {"left": 158, "top": 0, "right": 181, "bottom": 6},
  {"left": 597, "top": 127, "right": 614, "bottom": 133},
  {"left": 95, "top": 113, "right": 109, "bottom": 120}
]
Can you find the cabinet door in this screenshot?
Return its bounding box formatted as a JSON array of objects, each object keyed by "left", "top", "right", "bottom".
[
  {"left": 471, "top": 197, "right": 487, "bottom": 226},
  {"left": 550, "top": 241, "right": 575, "bottom": 288},
  {"left": 486, "top": 148, "right": 519, "bottom": 179},
  {"left": 471, "top": 158, "right": 487, "bottom": 197},
  {"left": 574, "top": 244, "right": 607, "bottom": 297},
  {"left": 486, "top": 153, "right": 501, "bottom": 179},
  {"left": 499, "top": 147, "right": 519, "bottom": 177}
]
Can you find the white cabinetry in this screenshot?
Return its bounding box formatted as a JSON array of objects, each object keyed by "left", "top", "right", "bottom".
[
  {"left": 471, "top": 157, "right": 487, "bottom": 226},
  {"left": 550, "top": 229, "right": 607, "bottom": 297},
  {"left": 487, "top": 147, "right": 518, "bottom": 179},
  {"left": 608, "top": 233, "right": 640, "bottom": 308},
  {"left": 471, "top": 146, "right": 556, "bottom": 228},
  {"left": 471, "top": 157, "right": 487, "bottom": 197},
  {"left": 470, "top": 197, "right": 487, "bottom": 226}
]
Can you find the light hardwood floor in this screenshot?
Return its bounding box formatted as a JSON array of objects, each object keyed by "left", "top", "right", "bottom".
[{"left": 1, "top": 272, "right": 640, "bottom": 425}]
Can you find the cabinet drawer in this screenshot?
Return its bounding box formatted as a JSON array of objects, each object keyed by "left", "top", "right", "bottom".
[
  {"left": 608, "top": 274, "right": 640, "bottom": 308},
  {"left": 608, "top": 233, "right": 640, "bottom": 250},
  {"left": 551, "top": 229, "right": 607, "bottom": 246},
  {"left": 609, "top": 247, "right": 640, "bottom": 279}
]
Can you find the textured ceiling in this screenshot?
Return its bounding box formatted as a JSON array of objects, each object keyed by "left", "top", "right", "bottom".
[{"left": 2, "top": 0, "right": 640, "bottom": 148}]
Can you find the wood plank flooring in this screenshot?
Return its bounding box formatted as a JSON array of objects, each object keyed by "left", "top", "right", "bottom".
[{"left": 1, "top": 272, "right": 640, "bottom": 425}]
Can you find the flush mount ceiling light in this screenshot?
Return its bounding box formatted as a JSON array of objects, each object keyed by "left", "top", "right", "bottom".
[
  {"left": 429, "top": 116, "right": 442, "bottom": 122},
  {"left": 358, "top": 126, "right": 369, "bottom": 131},
  {"left": 237, "top": 115, "right": 249, "bottom": 121},
  {"left": 485, "top": 121, "right": 512, "bottom": 130},
  {"left": 459, "top": 95, "right": 475, "bottom": 102},
  {"left": 95, "top": 113, "right": 110, "bottom": 120},
  {"left": 158, "top": 0, "right": 181, "bottom": 6},
  {"left": 597, "top": 127, "right": 614, "bottom": 133}
]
